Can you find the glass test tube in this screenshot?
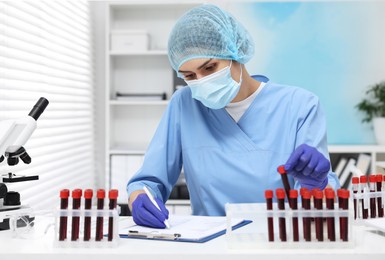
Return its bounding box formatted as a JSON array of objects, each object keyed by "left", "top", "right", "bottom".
[
  {"left": 302, "top": 190, "right": 311, "bottom": 242},
  {"left": 95, "top": 189, "right": 105, "bottom": 241},
  {"left": 83, "top": 189, "right": 93, "bottom": 241},
  {"left": 369, "top": 175, "right": 377, "bottom": 218},
  {"left": 276, "top": 188, "right": 287, "bottom": 242},
  {"left": 59, "top": 189, "right": 70, "bottom": 241},
  {"left": 314, "top": 190, "right": 324, "bottom": 242},
  {"left": 325, "top": 188, "right": 336, "bottom": 241},
  {"left": 289, "top": 189, "right": 299, "bottom": 242},
  {"left": 108, "top": 189, "right": 119, "bottom": 241},
  {"left": 376, "top": 174, "right": 384, "bottom": 218},
  {"left": 359, "top": 176, "right": 368, "bottom": 219},
  {"left": 351, "top": 177, "right": 359, "bottom": 220},
  {"left": 265, "top": 190, "right": 274, "bottom": 242},
  {"left": 339, "top": 189, "right": 350, "bottom": 241},
  {"left": 71, "top": 189, "right": 82, "bottom": 241}
]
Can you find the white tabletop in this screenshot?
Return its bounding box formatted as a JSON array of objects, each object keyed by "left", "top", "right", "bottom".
[{"left": 1, "top": 216, "right": 385, "bottom": 260}]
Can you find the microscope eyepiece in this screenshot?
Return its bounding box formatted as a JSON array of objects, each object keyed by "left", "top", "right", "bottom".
[{"left": 28, "top": 97, "right": 49, "bottom": 121}]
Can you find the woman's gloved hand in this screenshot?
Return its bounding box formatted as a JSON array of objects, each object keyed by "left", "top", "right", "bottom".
[
  {"left": 132, "top": 193, "right": 169, "bottom": 228},
  {"left": 284, "top": 144, "right": 330, "bottom": 190}
]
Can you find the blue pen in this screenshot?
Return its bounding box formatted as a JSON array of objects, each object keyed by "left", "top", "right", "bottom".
[{"left": 143, "top": 186, "right": 171, "bottom": 229}]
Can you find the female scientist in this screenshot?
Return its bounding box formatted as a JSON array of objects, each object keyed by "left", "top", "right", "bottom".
[{"left": 127, "top": 4, "right": 340, "bottom": 228}]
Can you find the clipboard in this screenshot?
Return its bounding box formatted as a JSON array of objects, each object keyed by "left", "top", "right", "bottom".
[{"left": 119, "top": 215, "right": 252, "bottom": 243}]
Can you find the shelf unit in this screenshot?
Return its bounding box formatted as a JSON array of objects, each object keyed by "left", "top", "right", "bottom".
[
  {"left": 328, "top": 144, "right": 385, "bottom": 174},
  {"left": 105, "top": 2, "right": 200, "bottom": 209}
]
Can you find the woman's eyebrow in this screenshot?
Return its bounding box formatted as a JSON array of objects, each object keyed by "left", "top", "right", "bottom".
[{"left": 178, "top": 58, "right": 213, "bottom": 73}]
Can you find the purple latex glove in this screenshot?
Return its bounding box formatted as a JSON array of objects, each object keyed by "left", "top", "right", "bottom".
[
  {"left": 132, "top": 193, "right": 169, "bottom": 228},
  {"left": 284, "top": 144, "right": 330, "bottom": 190}
]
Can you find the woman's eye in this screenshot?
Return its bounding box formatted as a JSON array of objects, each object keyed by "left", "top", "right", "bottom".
[
  {"left": 184, "top": 74, "right": 195, "bottom": 80},
  {"left": 205, "top": 64, "right": 217, "bottom": 71}
]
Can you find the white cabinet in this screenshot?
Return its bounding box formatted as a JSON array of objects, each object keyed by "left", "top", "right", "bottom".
[{"left": 105, "top": 2, "right": 199, "bottom": 214}]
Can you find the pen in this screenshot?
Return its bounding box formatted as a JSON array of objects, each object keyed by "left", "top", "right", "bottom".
[{"left": 143, "top": 186, "right": 170, "bottom": 229}]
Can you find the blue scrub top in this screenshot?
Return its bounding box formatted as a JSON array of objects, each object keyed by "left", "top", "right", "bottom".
[{"left": 127, "top": 75, "right": 340, "bottom": 216}]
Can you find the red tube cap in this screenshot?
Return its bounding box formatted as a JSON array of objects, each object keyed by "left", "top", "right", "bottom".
[
  {"left": 376, "top": 174, "right": 383, "bottom": 182},
  {"left": 352, "top": 177, "right": 359, "bottom": 184},
  {"left": 325, "top": 188, "right": 335, "bottom": 199},
  {"left": 109, "top": 189, "right": 119, "bottom": 199},
  {"left": 72, "top": 189, "right": 82, "bottom": 199},
  {"left": 339, "top": 189, "right": 350, "bottom": 199},
  {"left": 360, "top": 175, "right": 367, "bottom": 183},
  {"left": 275, "top": 188, "right": 285, "bottom": 199},
  {"left": 97, "top": 189, "right": 105, "bottom": 199},
  {"left": 311, "top": 188, "right": 321, "bottom": 197},
  {"left": 302, "top": 190, "right": 311, "bottom": 199},
  {"left": 369, "top": 175, "right": 376, "bottom": 183},
  {"left": 60, "top": 189, "right": 70, "bottom": 199},
  {"left": 264, "top": 190, "right": 273, "bottom": 199},
  {"left": 300, "top": 187, "right": 309, "bottom": 196},
  {"left": 314, "top": 190, "right": 323, "bottom": 199},
  {"left": 277, "top": 165, "right": 286, "bottom": 174},
  {"left": 84, "top": 189, "right": 93, "bottom": 199},
  {"left": 289, "top": 189, "right": 298, "bottom": 199}
]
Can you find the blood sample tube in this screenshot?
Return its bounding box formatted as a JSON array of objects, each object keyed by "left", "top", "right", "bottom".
[
  {"left": 83, "top": 189, "right": 93, "bottom": 241},
  {"left": 369, "top": 175, "right": 377, "bottom": 218},
  {"left": 59, "top": 189, "right": 70, "bottom": 241},
  {"left": 276, "top": 188, "right": 287, "bottom": 242},
  {"left": 325, "top": 188, "right": 336, "bottom": 241},
  {"left": 339, "top": 189, "right": 350, "bottom": 241},
  {"left": 289, "top": 189, "right": 299, "bottom": 242},
  {"left": 71, "top": 189, "right": 82, "bottom": 241},
  {"left": 314, "top": 190, "right": 324, "bottom": 241},
  {"left": 108, "top": 189, "right": 118, "bottom": 241},
  {"left": 277, "top": 165, "right": 291, "bottom": 203},
  {"left": 300, "top": 187, "right": 309, "bottom": 202},
  {"left": 360, "top": 175, "right": 369, "bottom": 219},
  {"left": 95, "top": 189, "right": 105, "bottom": 241},
  {"left": 302, "top": 189, "right": 311, "bottom": 241},
  {"left": 265, "top": 190, "right": 274, "bottom": 242},
  {"left": 376, "top": 174, "right": 384, "bottom": 218},
  {"left": 351, "top": 177, "right": 359, "bottom": 220}
]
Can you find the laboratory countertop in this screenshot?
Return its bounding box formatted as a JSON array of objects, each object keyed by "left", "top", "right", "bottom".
[{"left": 1, "top": 216, "right": 385, "bottom": 260}]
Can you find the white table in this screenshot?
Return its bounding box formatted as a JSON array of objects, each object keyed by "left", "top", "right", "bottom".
[{"left": 1, "top": 216, "right": 385, "bottom": 260}]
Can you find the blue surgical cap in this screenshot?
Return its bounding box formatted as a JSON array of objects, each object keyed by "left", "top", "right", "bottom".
[{"left": 168, "top": 4, "right": 254, "bottom": 74}]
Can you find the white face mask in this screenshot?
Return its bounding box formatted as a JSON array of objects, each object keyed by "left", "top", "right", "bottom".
[{"left": 185, "top": 61, "right": 242, "bottom": 109}]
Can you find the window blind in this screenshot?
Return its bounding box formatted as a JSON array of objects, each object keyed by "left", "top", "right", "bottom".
[{"left": 0, "top": 1, "right": 95, "bottom": 211}]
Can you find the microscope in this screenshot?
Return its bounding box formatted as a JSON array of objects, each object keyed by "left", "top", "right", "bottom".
[{"left": 0, "top": 97, "right": 49, "bottom": 230}]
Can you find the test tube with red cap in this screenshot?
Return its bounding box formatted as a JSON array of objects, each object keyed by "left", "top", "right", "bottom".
[
  {"left": 289, "top": 189, "right": 299, "bottom": 242},
  {"left": 376, "top": 174, "right": 384, "bottom": 218},
  {"left": 325, "top": 188, "right": 336, "bottom": 241},
  {"left": 275, "top": 188, "right": 286, "bottom": 242},
  {"left": 71, "top": 189, "right": 82, "bottom": 241},
  {"left": 95, "top": 189, "right": 105, "bottom": 241},
  {"left": 369, "top": 175, "right": 377, "bottom": 218},
  {"left": 313, "top": 190, "right": 324, "bottom": 241},
  {"left": 108, "top": 189, "right": 119, "bottom": 241},
  {"left": 359, "top": 175, "right": 369, "bottom": 219},
  {"left": 83, "top": 189, "right": 93, "bottom": 241},
  {"left": 59, "top": 189, "right": 70, "bottom": 241},
  {"left": 302, "top": 189, "right": 311, "bottom": 241},
  {"left": 277, "top": 165, "right": 291, "bottom": 203},
  {"left": 351, "top": 177, "right": 359, "bottom": 220},
  {"left": 339, "top": 189, "right": 350, "bottom": 241},
  {"left": 264, "top": 190, "right": 274, "bottom": 242}
]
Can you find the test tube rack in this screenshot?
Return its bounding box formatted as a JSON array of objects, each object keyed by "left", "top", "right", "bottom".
[
  {"left": 54, "top": 208, "right": 120, "bottom": 248},
  {"left": 225, "top": 203, "right": 354, "bottom": 249},
  {"left": 352, "top": 190, "right": 385, "bottom": 220}
]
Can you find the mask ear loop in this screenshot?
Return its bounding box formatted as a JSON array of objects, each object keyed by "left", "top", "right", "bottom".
[{"left": 229, "top": 60, "right": 242, "bottom": 84}]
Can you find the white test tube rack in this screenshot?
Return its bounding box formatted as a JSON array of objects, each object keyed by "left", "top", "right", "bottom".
[
  {"left": 226, "top": 203, "right": 354, "bottom": 249},
  {"left": 352, "top": 189, "right": 385, "bottom": 220},
  {"left": 54, "top": 208, "right": 120, "bottom": 248}
]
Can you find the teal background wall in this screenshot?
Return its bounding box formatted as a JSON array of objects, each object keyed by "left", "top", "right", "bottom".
[{"left": 228, "top": 1, "right": 385, "bottom": 144}]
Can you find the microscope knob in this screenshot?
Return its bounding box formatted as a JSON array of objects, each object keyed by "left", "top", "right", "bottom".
[
  {"left": 0, "top": 183, "right": 7, "bottom": 199},
  {"left": 4, "top": 191, "right": 21, "bottom": 206}
]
